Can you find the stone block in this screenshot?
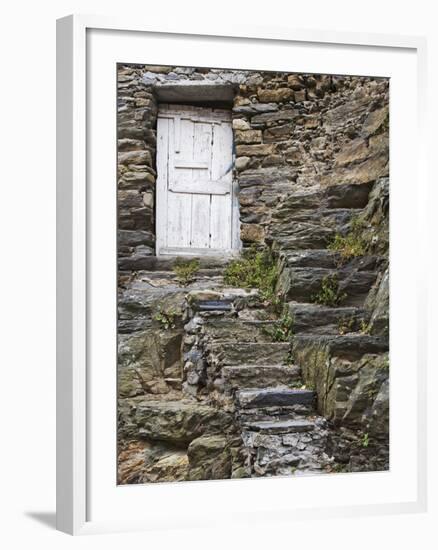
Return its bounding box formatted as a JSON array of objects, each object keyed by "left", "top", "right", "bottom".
[
  {"left": 118, "top": 150, "right": 153, "bottom": 167},
  {"left": 287, "top": 74, "right": 305, "bottom": 90},
  {"left": 187, "top": 435, "right": 232, "bottom": 480},
  {"left": 235, "top": 144, "right": 275, "bottom": 157},
  {"left": 240, "top": 223, "right": 265, "bottom": 243},
  {"left": 119, "top": 399, "right": 234, "bottom": 443},
  {"left": 237, "top": 388, "right": 315, "bottom": 408},
  {"left": 232, "top": 118, "right": 251, "bottom": 130},
  {"left": 234, "top": 130, "right": 262, "bottom": 144},
  {"left": 208, "top": 342, "right": 290, "bottom": 367},
  {"left": 294, "top": 90, "right": 307, "bottom": 102},
  {"left": 118, "top": 138, "right": 145, "bottom": 151},
  {"left": 257, "top": 87, "right": 293, "bottom": 102},
  {"left": 334, "top": 138, "right": 369, "bottom": 167},
  {"left": 251, "top": 109, "right": 297, "bottom": 125},
  {"left": 235, "top": 156, "right": 251, "bottom": 172}
]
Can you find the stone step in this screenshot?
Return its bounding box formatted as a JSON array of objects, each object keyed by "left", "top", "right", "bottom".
[
  {"left": 287, "top": 302, "right": 367, "bottom": 335},
  {"left": 129, "top": 255, "right": 231, "bottom": 271},
  {"left": 236, "top": 388, "right": 315, "bottom": 409},
  {"left": 270, "top": 222, "right": 335, "bottom": 250},
  {"left": 238, "top": 403, "right": 315, "bottom": 422},
  {"left": 207, "top": 342, "right": 291, "bottom": 366},
  {"left": 197, "top": 299, "right": 234, "bottom": 312},
  {"left": 118, "top": 398, "right": 234, "bottom": 444},
  {"left": 244, "top": 419, "right": 315, "bottom": 435},
  {"left": 280, "top": 249, "right": 341, "bottom": 269},
  {"left": 202, "top": 318, "right": 277, "bottom": 342},
  {"left": 222, "top": 364, "right": 301, "bottom": 389},
  {"left": 187, "top": 288, "right": 260, "bottom": 313},
  {"left": 293, "top": 333, "right": 389, "bottom": 361},
  {"left": 279, "top": 249, "right": 385, "bottom": 272},
  {"left": 271, "top": 183, "right": 372, "bottom": 220},
  {"left": 277, "top": 265, "right": 378, "bottom": 306},
  {"left": 134, "top": 269, "right": 226, "bottom": 283}
]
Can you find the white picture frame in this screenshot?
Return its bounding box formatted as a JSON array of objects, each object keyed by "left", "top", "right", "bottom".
[{"left": 56, "top": 14, "right": 428, "bottom": 535}]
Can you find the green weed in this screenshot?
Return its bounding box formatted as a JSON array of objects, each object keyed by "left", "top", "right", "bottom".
[
  {"left": 263, "top": 306, "right": 294, "bottom": 342},
  {"left": 311, "top": 275, "right": 347, "bottom": 307},
  {"left": 224, "top": 246, "right": 280, "bottom": 305},
  {"left": 153, "top": 306, "right": 179, "bottom": 330},
  {"left": 360, "top": 319, "right": 372, "bottom": 334},
  {"left": 173, "top": 259, "right": 200, "bottom": 286},
  {"left": 328, "top": 217, "right": 368, "bottom": 262},
  {"left": 338, "top": 315, "right": 355, "bottom": 335}
]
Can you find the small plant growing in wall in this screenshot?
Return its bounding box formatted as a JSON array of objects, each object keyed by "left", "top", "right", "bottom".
[
  {"left": 264, "top": 305, "right": 294, "bottom": 342},
  {"left": 224, "top": 246, "right": 280, "bottom": 305},
  {"left": 285, "top": 348, "right": 295, "bottom": 366},
  {"left": 153, "top": 305, "right": 179, "bottom": 330},
  {"left": 338, "top": 315, "right": 355, "bottom": 335},
  {"left": 359, "top": 319, "right": 372, "bottom": 334},
  {"left": 328, "top": 216, "right": 368, "bottom": 263},
  {"left": 311, "top": 275, "right": 347, "bottom": 307},
  {"left": 173, "top": 259, "right": 200, "bottom": 286}
]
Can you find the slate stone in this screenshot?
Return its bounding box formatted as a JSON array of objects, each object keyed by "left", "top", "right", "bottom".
[
  {"left": 293, "top": 334, "right": 389, "bottom": 361},
  {"left": 287, "top": 302, "right": 367, "bottom": 335},
  {"left": 222, "top": 364, "right": 301, "bottom": 389},
  {"left": 324, "top": 182, "right": 373, "bottom": 208},
  {"left": 208, "top": 342, "right": 291, "bottom": 366},
  {"left": 119, "top": 399, "right": 234, "bottom": 443},
  {"left": 245, "top": 419, "right": 314, "bottom": 434},
  {"left": 237, "top": 388, "right": 315, "bottom": 408}
]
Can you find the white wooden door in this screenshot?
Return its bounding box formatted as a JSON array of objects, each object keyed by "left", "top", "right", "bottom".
[{"left": 156, "top": 104, "right": 238, "bottom": 256}]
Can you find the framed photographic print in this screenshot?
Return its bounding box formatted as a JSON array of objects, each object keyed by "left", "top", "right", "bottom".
[{"left": 56, "top": 15, "right": 427, "bottom": 535}]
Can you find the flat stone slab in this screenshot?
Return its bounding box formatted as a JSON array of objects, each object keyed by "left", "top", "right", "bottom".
[
  {"left": 203, "top": 319, "right": 276, "bottom": 343},
  {"left": 222, "top": 364, "right": 301, "bottom": 389},
  {"left": 287, "top": 302, "right": 366, "bottom": 335},
  {"left": 209, "top": 342, "right": 291, "bottom": 366},
  {"left": 245, "top": 419, "right": 315, "bottom": 434},
  {"left": 118, "top": 399, "right": 233, "bottom": 444},
  {"left": 278, "top": 266, "right": 377, "bottom": 303},
  {"left": 154, "top": 81, "right": 237, "bottom": 103},
  {"left": 198, "top": 300, "right": 233, "bottom": 311},
  {"left": 281, "top": 249, "right": 340, "bottom": 269},
  {"left": 293, "top": 333, "right": 389, "bottom": 361},
  {"left": 236, "top": 388, "right": 315, "bottom": 408}
]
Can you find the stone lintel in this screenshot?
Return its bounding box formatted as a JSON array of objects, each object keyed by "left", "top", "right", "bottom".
[{"left": 154, "top": 81, "right": 237, "bottom": 104}]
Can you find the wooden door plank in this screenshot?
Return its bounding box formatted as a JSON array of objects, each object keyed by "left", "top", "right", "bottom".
[
  {"left": 191, "top": 121, "right": 211, "bottom": 248},
  {"left": 173, "top": 160, "right": 210, "bottom": 169},
  {"left": 169, "top": 180, "right": 230, "bottom": 195},
  {"left": 156, "top": 116, "right": 169, "bottom": 254},
  {"left": 166, "top": 117, "right": 192, "bottom": 247},
  {"left": 174, "top": 115, "right": 181, "bottom": 153},
  {"left": 210, "top": 121, "right": 233, "bottom": 249}
]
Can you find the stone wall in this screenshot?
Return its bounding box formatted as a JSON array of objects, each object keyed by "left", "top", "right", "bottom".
[
  {"left": 117, "top": 64, "right": 390, "bottom": 481},
  {"left": 117, "top": 64, "right": 389, "bottom": 266}
]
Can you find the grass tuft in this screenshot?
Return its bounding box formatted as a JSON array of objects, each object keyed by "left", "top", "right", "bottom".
[
  {"left": 173, "top": 259, "right": 200, "bottom": 286},
  {"left": 311, "top": 275, "right": 347, "bottom": 307},
  {"left": 224, "top": 246, "right": 280, "bottom": 306}
]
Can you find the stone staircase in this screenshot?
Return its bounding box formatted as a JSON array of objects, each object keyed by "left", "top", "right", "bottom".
[
  {"left": 119, "top": 178, "right": 390, "bottom": 481},
  {"left": 183, "top": 291, "right": 333, "bottom": 477}
]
